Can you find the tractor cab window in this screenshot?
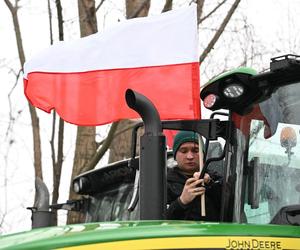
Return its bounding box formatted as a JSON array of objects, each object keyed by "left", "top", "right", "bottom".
[
  {"left": 245, "top": 120, "right": 300, "bottom": 224},
  {"left": 86, "top": 182, "right": 138, "bottom": 222},
  {"left": 240, "top": 82, "right": 300, "bottom": 224}
]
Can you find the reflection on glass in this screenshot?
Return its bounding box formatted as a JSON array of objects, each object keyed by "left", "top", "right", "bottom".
[
  {"left": 246, "top": 121, "right": 300, "bottom": 223},
  {"left": 243, "top": 83, "right": 300, "bottom": 224}
]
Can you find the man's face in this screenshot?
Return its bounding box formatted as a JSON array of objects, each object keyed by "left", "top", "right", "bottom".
[{"left": 176, "top": 142, "right": 200, "bottom": 175}]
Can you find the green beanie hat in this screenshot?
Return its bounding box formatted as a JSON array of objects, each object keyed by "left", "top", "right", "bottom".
[{"left": 172, "top": 131, "right": 204, "bottom": 160}]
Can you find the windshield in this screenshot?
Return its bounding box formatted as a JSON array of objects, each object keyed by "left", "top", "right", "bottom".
[
  {"left": 233, "top": 82, "right": 300, "bottom": 224},
  {"left": 85, "top": 182, "right": 139, "bottom": 222}
]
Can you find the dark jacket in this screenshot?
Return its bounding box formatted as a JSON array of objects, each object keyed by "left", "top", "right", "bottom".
[{"left": 166, "top": 166, "right": 222, "bottom": 221}]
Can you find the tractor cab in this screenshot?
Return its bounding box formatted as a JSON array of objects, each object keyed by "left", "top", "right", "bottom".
[
  {"left": 69, "top": 55, "right": 300, "bottom": 227},
  {"left": 201, "top": 54, "right": 300, "bottom": 225}
]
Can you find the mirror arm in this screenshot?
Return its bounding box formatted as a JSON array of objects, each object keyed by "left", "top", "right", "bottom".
[
  {"left": 161, "top": 119, "right": 230, "bottom": 140},
  {"left": 50, "top": 198, "right": 89, "bottom": 212}
]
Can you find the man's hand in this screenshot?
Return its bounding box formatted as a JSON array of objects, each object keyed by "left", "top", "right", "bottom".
[
  {"left": 194, "top": 172, "right": 211, "bottom": 184},
  {"left": 179, "top": 172, "right": 210, "bottom": 205}
]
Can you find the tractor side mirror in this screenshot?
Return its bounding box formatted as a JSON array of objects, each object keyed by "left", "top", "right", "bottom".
[{"left": 280, "top": 127, "right": 297, "bottom": 160}]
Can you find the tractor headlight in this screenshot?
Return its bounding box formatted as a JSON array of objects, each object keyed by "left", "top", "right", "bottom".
[{"left": 223, "top": 83, "right": 244, "bottom": 98}]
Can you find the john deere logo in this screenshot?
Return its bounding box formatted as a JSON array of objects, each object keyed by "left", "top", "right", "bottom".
[{"left": 226, "top": 238, "right": 282, "bottom": 249}]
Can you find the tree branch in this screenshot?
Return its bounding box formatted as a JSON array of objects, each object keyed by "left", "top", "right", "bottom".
[
  {"left": 196, "top": 0, "right": 205, "bottom": 25},
  {"left": 47, "top": 0, "right": 53, "bottom": 44},
  {"left": 199, "top": 0, "right": 241, "bottom": 63},
  {"left": 5, "top": 68, "right": 21, "bottom": 137},
  {"left": 198, "top": 0, "right": 226, "bottom": 24},
  {"left": 82, "top": 121, "right": 119, "bottom": 173},
  {"left": 162, "top": 0, "right": 172, "bottom": 13},
  {"left": 4, "top": 0, "right": 43, "bottom": 180},
  {"left": 128, "top": 0, "right": 150, "bottom": 19},
  {"left": 95, "top": 0, "right": 105, "bottom": 12}
]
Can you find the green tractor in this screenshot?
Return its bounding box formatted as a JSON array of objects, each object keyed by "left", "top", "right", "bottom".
[{"left": 1, "top": 54, "right": 300, "bottom": 249}]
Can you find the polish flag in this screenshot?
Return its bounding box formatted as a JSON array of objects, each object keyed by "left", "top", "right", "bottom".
[{"left": 24, "top": 4, "right": 200, "bottom": 126}]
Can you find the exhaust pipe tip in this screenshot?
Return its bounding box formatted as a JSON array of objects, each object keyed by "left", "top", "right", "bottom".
[
  {"left": 125, "top": 89, "right": 136, "bottom": 109},
  {"left": 125, "top": 89, "right": 162, "bottom": 135}
]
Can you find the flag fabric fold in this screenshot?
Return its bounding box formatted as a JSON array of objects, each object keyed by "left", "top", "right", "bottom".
[{"left": 24, "top": 4, "right": 200, "bottom": 126}]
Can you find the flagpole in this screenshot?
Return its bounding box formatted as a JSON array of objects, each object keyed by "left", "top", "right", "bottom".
[{"left": 198, "top": 134, "right": 206, "bottom": 217}]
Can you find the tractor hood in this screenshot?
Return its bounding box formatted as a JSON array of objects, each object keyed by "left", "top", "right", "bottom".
[{"left": 0, "top": 221, "right": 300, "bottom": 250}]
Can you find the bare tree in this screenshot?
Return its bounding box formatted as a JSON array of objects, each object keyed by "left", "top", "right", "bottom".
[
  {"left": 4, "top": 0, "right": 68, "bottom": 228},
  {"left": 47, "top": 0, "right": 66, "bottom": 226},
  {"left": 162, "top": 0, "right": 173, "bottom": 12},
  {"left": 126, "top": 0, "right": 150, "bottom": 19},
  {"left": 199, "top": 0, "right": 242, "bottom": 62},
  {"left": 67, "top": 0, "right": 98, "bottom": 225},
  {"left": 4, "top": 0, "right": 43, "bottom": 189}
]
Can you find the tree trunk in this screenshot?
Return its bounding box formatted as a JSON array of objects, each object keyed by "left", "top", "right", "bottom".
[
  {"left": 126, "top": 0, "right": 150, "bottom": 19},
  {"left": 4, "top": 0, "right": 43, "bottom": 181},
  {"left": 108, "top": 120, "right": 137, "bottom": 163},
  {"left": 67, "top": 0, "right": 98, "bottom": 225},
  {"left": 162, "top": 0, "right": 173, "bottom": 13},
  {"left": 45, "top": 0, "right": 66, "bottom": 226}
]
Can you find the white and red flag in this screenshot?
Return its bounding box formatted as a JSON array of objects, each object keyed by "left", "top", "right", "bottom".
[{"left": 24, "top": 4, "right": 200, "bottom": 126}]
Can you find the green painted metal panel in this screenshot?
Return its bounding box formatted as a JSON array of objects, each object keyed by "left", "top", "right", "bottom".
[{"left": 0, "top": 221, "right": 299, "bottom": 249}]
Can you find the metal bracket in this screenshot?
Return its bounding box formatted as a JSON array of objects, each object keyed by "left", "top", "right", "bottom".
[
  {"left": 161, "top": 119, "right": 229, "bottom": 140},
  {"left": 50, "top": 198, "right": 89, "bottom": 212}
]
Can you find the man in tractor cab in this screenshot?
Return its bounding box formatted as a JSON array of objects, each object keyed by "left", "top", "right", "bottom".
[{"left": 166, "top": 131, "right": 222, "bottom": 221}]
